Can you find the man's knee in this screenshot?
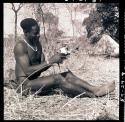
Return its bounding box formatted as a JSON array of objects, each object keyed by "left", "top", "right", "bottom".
[
  {"left": 53, "top": 74, "right": 66, "bottom": 85},
  {"left": 60, "top": 70, "right": 76, "bottom": 80}
]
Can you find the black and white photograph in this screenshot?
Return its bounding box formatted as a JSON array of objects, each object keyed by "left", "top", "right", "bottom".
[{"left": 3, "top": 2, "right": 123, "bottom": 120}]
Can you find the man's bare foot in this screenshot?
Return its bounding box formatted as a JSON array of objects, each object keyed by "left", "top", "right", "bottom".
[{"left": 94, "top": 81, "right": 115, "bottom": 97}]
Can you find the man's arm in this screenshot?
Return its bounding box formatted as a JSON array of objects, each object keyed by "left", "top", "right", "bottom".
[{"left": 14, "top": 42, "right": 52, "bottom": 77}]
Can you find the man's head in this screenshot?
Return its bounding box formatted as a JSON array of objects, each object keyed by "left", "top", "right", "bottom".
[{"left": 20, "top": 18, "right": 40, "bottom": 40}]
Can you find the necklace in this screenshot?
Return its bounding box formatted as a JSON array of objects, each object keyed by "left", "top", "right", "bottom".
[{"left": 23, "top": 39, "right": 38, "bottom": 52}]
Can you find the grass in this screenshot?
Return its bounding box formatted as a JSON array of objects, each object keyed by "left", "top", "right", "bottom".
[{"left": 4, "top": 38, "right": 119, "bottom": 120}]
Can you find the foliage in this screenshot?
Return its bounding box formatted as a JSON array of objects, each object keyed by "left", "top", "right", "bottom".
[
  {"left": 96, "top": 3, "right": 119, "bottom": 43},
  {"left": 43, "top": 12, "right": 64, "bottom": 38},
  {"left": 83, "top": 3, "right": 119, "bottom": 44},
  {"left": 43, "top": 12, "right": 58, "bottom": 25},
  {"left": 83, "top": 10, "right": 103, "bottom": 44}
]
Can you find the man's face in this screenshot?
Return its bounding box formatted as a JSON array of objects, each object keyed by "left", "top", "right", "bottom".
[{"left": 28, "top": 25, "right": 40, "bottom": 41}]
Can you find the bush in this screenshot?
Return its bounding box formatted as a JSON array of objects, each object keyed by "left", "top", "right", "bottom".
[
  {"left": 83, "top": 3, "right": 119, "bottom": 44},
  {"left": 96, "top": 3, "right": 119, "bottom": 43}
]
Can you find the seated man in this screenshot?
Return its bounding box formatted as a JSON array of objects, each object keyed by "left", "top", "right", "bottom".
[{"left": 11, "top": 18, "right": 115, "bottom": 97}]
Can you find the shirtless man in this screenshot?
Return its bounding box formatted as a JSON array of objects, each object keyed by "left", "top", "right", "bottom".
[{"left": 12, "top": 18, "right": 115, "bottom": 97}]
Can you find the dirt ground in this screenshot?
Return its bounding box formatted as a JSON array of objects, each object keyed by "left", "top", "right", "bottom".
[{"left": 4, "top": 45, "right": 119, "bottom": 120}]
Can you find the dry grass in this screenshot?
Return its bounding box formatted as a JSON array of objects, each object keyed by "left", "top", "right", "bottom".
[{"left": 4, "top": 39, "right": 119, "bottom": 120}]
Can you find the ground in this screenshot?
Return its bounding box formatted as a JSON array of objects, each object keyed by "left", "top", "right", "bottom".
[{"left": 4, "top": 42, "right": 119, "bottom": 120}]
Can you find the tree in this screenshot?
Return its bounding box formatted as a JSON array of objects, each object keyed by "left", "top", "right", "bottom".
[
  {"left": 96, "top": 3, "right": 119, "bottom": 43},
  {"left": 36, "top": 3, "right": 48, "bottom": 44},
  {"left": 83, "top": 9, "right": 103, "bottom": 44},
  {"left": 83, "top": 3, "right": 119, "bottom": 43},
  {"left": 30, "top": 3, "right": 63, "bottom": 59},
  {"left": 11, "top": 3, "right": 23, "bottom": 42},
  {"left": 64, "top": 3, "right": 75, "bottom": 38}
]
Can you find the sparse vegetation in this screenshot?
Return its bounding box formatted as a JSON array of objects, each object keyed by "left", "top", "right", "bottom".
[
  {"left": 4, "top": 3, "right": 119, "bottom": 120},
  {"left": 4, "top": 37, "right": 119, "bottom": 120}
]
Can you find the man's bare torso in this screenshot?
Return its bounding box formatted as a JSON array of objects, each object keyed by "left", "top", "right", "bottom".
[{"left": 14, "top": 40, "right": 45, "bottom": 82}]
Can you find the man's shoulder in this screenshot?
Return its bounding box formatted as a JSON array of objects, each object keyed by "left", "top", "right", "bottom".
[{"left": 14, "top": 40, "right": 27, "bottom": 55}]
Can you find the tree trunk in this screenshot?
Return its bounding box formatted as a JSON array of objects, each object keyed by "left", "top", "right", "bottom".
[
  {"left": 11, "top": 3, "right": 23, "bottom": 42},
  {"left": 40, "top": 6, "right": 48, "bottom": 44},
  {"left": 15, "top": 12, "right": 17, "bottom": 42}
]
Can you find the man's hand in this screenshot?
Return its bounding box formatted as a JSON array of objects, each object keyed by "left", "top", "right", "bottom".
[{"left": 48, "top": 53, "right": 67, "bottom": 65}]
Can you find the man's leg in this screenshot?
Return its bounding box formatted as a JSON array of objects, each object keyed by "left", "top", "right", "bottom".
[
  {"left": 25, "top": 73, "right": 92, "bottom": 97},
  {"left": 25, "top": 74, "right": 63, "bottom": 95},
  {"left": 25, "top": 70, "right": 115, "bottom": 97},
  {"left": 60, "top": 70, "right": 115, "bottom": 97}
]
